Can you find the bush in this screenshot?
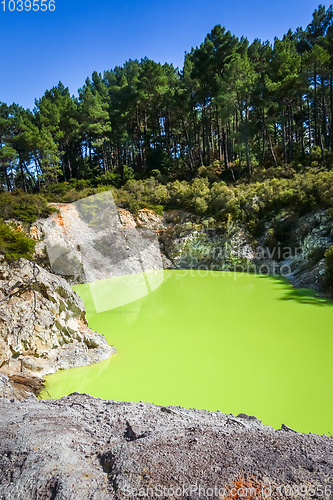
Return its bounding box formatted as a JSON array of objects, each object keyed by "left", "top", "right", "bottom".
[
  {"left": 0, "top": 191, "right": 54, "bottom": 223},
  {"left": 324, "top": 246, "right": 333, "bottom": 289},
  {"left": 152, "top": 205, "right": 164, "bottom": 216},
  {"left": 122, "top": 166, "right": 135, "bottom": 182},
  {"left": 0, "top": 221, "right": 36, "bottom": 260},
  {"left": 116, "top": 178, "right": 170, "bottom": 213},
  {"left": 96, "top": 171, "right": 121, "bottom": 186},
  {"left": 27, "top": 168, "right": 333, "bottom": 229}
]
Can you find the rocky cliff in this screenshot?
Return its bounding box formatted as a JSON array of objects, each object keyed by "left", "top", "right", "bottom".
[
  {"left": 30, "top": 195, "right": 333, "bottom": 295},
  {"left": 157, "top": 209, "right": 333, "bottom": 294},
  {"left": 0, "top": 204, "right": 332, "bottom": 498},
  {"left": 30, "top": 192, "right": 169, "bottom": 284},
  {"left": 0, "top": 258, "right": 115, "bottom": 398},
  {"left": 0, "top": 393, "right": 332, "bottom": 499}
]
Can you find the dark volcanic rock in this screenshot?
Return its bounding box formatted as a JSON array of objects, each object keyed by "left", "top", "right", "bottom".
[{"left": 0, "top": 393, "right": 332, "bottom": 499}]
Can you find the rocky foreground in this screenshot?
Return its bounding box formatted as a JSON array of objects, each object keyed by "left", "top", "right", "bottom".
[{"left": 0, "top": 393, "right": 332, "bottom": 499}]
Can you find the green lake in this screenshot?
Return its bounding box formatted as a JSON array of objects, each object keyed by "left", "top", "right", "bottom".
[{"left": 41, "top": 270, "right": 333, "bottom": 435}]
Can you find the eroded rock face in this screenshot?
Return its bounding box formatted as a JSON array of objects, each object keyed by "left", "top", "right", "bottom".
[
  {"left": 0, "top": 393, "right": 332, "bottom": 499},
  {"left": 0, "top": 258, "right": 115, "bottom": 381},
  {"left": 31, "top": 204, "right": 173, "bottom": 285},
  {"left": 30, "top": 200, "right": 167, "bottom": 286},
  {"left": 31, "top": 202, "right": 333, "bottom": 293},
  {"left": 159, "top": 209, "right": 333, "bottom": 294}
]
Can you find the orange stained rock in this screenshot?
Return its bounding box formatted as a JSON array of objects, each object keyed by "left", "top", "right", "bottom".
[
  {"left": 224, "top": 477, "right": 264, "bottom": 500},
  {"left": 30, "top": 226, "right": 39, "bottom": 240},
  {"left": 117, "top": 208, "right": 136, "bottom": 229}
]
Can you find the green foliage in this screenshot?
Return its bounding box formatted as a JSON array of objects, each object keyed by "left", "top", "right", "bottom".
[
  {"left": 116, "top": 178, "right": 169, "bottom": 213},
  {"left": 109, "top": 169, "right": 333, "bottom": 228},
  {"left": 146, "top": 148, "right": 173, "bottom": 174},
  {"left": 324, "top": 246, "right": 333, "bottom": 289},
  {"left": 198, "top": 161, "right": 223, "bottom": 182},
  {"left": 210, "top": 182, "right": 239, "bottom": 220},
  {"left": 327, "top": 207, "right": 333, "bottom": 219},
  {"left": 167, "top": 178, "right": 210, "bottom": 214},
  {"left": 122, "top": 166, "right": 135, "bottom": 182},
  {"left": 151, "top": 205, "right": 164, "bottom": 216},
  {"left": 0, "top": 190, "right": 54, "bottom": 223},
  {"left": 0, "top": 221, "right": 36, "bottom": 260},
  {"left": 96, "top": 171, "right": 121, "bottom": 186},
  {"left": 44, "top": 180, "right": 98, "bottom": 203},
  {"left": 3, "top": 4, "right": 333, "bottom": 249}
]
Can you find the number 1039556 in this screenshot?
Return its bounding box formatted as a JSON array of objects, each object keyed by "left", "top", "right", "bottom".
[{"left": 1, "top": 0, "right": 55, "bottom": 10}]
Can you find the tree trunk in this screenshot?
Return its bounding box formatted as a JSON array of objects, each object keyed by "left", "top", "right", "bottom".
[
  {"left": 330, "top": 74, "right": 333, "bottom": 151},
  {"left": 282, "top": 111, "right": 287, "bottom": 164},
  {"left": 262, "top": 110, "right": 266, "bottom": 161},
  {"left": 202, "top": 100, "right": 206, "bottom": 165},
  {"left": 222, "top": 127, "right": 235, "bottom": 181},
  {"left": 216, "top": 106, "right": 222, "bottom": 161},
  {"left": 19, "top": 159, "right": 27, "bottom": 193},
  {"left": 181, "top": 118, "right": 194, "bottom": 170},
  {"left": 300, "top": 94, "right": 304, "bottom": 155},
  {"left": 321, "top": 76, "right": 328, "bottom": 149},
  {"left": 314, "top": 66, "right": 318, "bottom": 146},
  {"left": 288, "top": 104, "right": 293, "bottom": 161},
  {"left": 307, "top": 92, "right": 312, "bottom": 151}
]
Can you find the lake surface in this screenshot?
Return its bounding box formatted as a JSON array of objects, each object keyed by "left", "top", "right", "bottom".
[{"left": 41, "top": 270, "right": 333, "bottom": 435}]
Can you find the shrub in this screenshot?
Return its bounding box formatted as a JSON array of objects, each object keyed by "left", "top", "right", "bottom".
[
  {"left": 0, "top": 221, "right": 36, "bottom": 260},
  {"left": 0, "top": 191, "right": 54, "bottom": 223},
  {"left": 152, "top": 205, "right": 164, "bottom": 216},
  {"left": 122, "top": 166, "right": 135, "bottom": 182},
  {"left": 96, "top": 171, "right": 121, "bottom": 186},
  {"left": 25, "top": 168, "right": 333, "bottom": 228},
  {"left": 324, "top": 246, "right": 333, "bottom": 289}
]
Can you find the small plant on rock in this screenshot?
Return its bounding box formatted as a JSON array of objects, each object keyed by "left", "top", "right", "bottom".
[{"left": 324, "top": 246, "right": 333, "bottom": 290}]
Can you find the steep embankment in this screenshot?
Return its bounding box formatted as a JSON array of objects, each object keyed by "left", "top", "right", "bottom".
[
  {"left": 32, "top": 202, "right": 333, "bottom": 293},
  {"left": 31, "top": 197, "right": 169, "bottom": 284},
  {"left": 158, "top": 209, "right": 333, "bottom": 294},
  {"left": 0, "top": 393, "right": 332, "bottom": 499},
  {"left": 0, "top": 258, "right": 115, "bottom": 399},
  {"left": 31, "top": 199, "right": 333, "bottom": 295},
  {"left": 0, "top": 200, "right": 172, "bottom": 400}
]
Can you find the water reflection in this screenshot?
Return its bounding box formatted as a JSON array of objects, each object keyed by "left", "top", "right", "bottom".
[{"left": 259, "top": 275, "right": 333, "bottom": 306}]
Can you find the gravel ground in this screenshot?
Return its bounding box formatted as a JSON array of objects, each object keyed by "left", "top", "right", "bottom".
[{"left": 0, "top": 393, "right": 332, "bottom": 499}]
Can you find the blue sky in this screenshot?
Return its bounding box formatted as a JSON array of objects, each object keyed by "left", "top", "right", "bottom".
[{"left": 0, "top": 0, "right": 327, "bottom": 109}]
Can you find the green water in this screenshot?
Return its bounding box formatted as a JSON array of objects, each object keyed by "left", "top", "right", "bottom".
[{"left": 41, "top": 270, "right": 333, "bottom": 435}]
